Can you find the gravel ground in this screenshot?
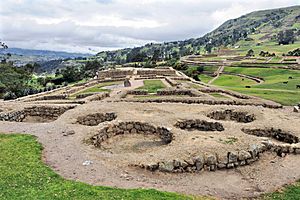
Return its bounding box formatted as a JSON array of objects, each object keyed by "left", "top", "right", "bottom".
[{"left": 0, "top": 100, "right": 300, "bottom": 199}]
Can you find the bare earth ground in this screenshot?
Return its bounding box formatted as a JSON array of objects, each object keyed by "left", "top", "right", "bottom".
[{"left": 1, "top": 100, "right": 300, "bottom": 199}]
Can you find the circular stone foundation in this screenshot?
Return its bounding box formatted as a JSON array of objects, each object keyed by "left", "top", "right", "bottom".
[{"left": 89, "top": 121, "right": 173, "bottom": 148}]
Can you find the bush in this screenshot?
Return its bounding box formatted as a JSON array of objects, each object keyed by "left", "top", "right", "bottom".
[
  {"left": 3, "top": 91, "right": 17, "bottom": 100},
  {"left": 193, "top": 74, "right": 200, "bottom": 81}
]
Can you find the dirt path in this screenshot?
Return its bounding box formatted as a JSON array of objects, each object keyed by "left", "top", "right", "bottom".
[
  {"left": 208, "top": 65, "right": 224, "bottom": 85},
  {"left": 0, "top": 102, "right": 300, "bottom": 199}
]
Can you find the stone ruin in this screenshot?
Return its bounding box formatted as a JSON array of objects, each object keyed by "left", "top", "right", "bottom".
[
  {"left": 207, "top": 109, "right": 256, "bottom": 123},
  {"left": 124, "top": 79, "right": 131, "bottom": 87},
  {"left": 98, "top": 69, "right": 133, "bottom": 79},
  {"left": 0, "top": 105, "right": 75, "bottom": 123},
  {"left": 242, "top": 128, "right": 299, "bottom": 144},
  {"left": 77, "top": 112, "right": 117, "bottom": 126},
  {"left": 89, "top": 121, "right": 173, "bottom": 148},
  {"left": 175, "top": 119, "right": 224, "bottom": 131}
]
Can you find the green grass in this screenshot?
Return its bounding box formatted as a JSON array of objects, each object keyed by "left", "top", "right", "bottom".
[
  {"left": 71, "top": 81, "right": 122, "bottom": 97},
  {"left": 0, "top": 134, "right": 197, "bottom": 200},
  {"left": 224, "top": 67, "right": 300, "bottom": 90},
  {"left": 209, "top": 93, "right": 230, "bottom": 99},
  {"left": 198, "top": 74, "right": 213, "bottom": 83},
  {"left": 212, "top": 67, "right": 300, "bottom": 105},
  {"left": 212, "top": 75, "right": 257, "bottom": 87},
  {"left": 264, "top": 182, "right": 300, "bottom": 200},
  {"left": 238, "top": 41, "right": 300, "bottom": 55},
  {"left": 137, "top": 80, "right": 166, "bottom": 93},
  {"left": 226, "top": 87, "right": 300, "bottom": 106}
]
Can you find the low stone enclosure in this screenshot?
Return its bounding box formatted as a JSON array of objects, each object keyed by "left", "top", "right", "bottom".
[
  {"left": 242, "top": 128, "right": 299, "bottom": 144},
  {"left": 139, "top": 137, "right": 300, "bottom": 173},
  {"left": 0, "top": 105, "right": 76, "bottom": 122},
  {"left": 98, "top": 69, "right": 133, "bottom": 79},
  {"left": 207, "top": 109, "right": 256, "bottom": 123},
  {"left": 175, "top": 119, "right": 224, "bottom": 131},
  {"left": 89, "top": 121, "right": 173, "bottom": 148},
  {"left": 77, "top": 112, "right": 117, "bottom": 126},
  {"left": 121, "top": 97, "right": 282, "bottom": 109}
]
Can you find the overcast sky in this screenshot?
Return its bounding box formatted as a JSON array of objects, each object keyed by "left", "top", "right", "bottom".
[{"left": 0, "top": 0, "right": 299, "bottom": 53}]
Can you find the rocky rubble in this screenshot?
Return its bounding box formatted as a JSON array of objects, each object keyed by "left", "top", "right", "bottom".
[
  {"left": 0, "top": 105, "right": 75, "bottom": 122},
  {"left": 242, "top": 128, "right": 299, "bottom": 144},
  {"left": 77, "top": 112, "right": 117, "bottom": 126},
  {"left": 175, "top": 119, "right": 224, "bottom": 131},
  {"left": 207, "top": 109, "right": 255, "bottom": 123}
]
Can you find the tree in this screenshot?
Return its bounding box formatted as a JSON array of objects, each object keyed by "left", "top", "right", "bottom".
[
  {"left": 61, "top": 66, "right": 83, "bottom": 83},
  {"left": 83, "top": 60, "right": 102, "bottom": 78},
  {"left": 277, "top": 30, "right": 295, "bottom": 45},
  {"left": 151, "top": 49, "right": 161, "bottom": 62}
]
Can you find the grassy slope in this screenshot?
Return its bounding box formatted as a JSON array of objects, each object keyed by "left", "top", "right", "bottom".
[
  {"left": 0, "top": 134, "right": 198, "bottom": 200},
  {"left": 71, "top": 81, "right": 122, "bottom": 97},
  {"left": 137, "top": 80, "right": 166, "bottom": 93},
  {"left": 198, "top": 74, "right": 213, "bottom": 84},
  {"left": 212, "top": 74, "right": 257, "bottom": 87},
  {"left": 219, "top": 67, "right": 300, "bottom": 105}
]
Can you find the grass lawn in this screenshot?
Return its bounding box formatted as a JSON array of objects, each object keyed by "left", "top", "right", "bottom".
[
  {"left": 208, "top": 93, "right": 230, "bottom": 99},
  {"left": 71, "top": 81, "right": 122, "bottom": 97},
  {"left": 137, "top": 80, "right": 166, "bottom": 93},
  {"left": 235, "top": 40, "right": 300, "bottom": 55},
  {"left": 0, "top": 134, "right": 200, "bottom": 200},
  {"left": 216, "top": 67, "right": 300, "bottom": 105},
  {"left": 224, "top": 67, "right": 300, "bottom": 90},
  {"left": 212, "top": 75, "right": 257, "bottom": 87},
  {"left": 198, "top": 74, "right": 213, "bottom": 83},
  {"left": 226, "top": 87, "right": 300, "bottom": 106},
  {"left": 263, "top": 182, "right": 300, "bottom": 200}
]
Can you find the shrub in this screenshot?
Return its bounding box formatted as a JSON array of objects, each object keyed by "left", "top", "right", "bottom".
[{"left": 3, "top": 91, "right": 17, "bottom": 100}]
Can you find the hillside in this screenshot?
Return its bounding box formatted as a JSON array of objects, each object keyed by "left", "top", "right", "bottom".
[{"left": 95, "top": 5, "right": 300, "bottom": 64}]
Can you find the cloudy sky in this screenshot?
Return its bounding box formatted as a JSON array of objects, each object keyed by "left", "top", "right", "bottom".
[{"left": 0, "top": 0, "right": 299, "bottom": 53}]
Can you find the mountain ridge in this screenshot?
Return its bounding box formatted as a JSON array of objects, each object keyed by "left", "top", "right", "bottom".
[{"left": 95, "top": 5, "right": 300, "bottom": 64}]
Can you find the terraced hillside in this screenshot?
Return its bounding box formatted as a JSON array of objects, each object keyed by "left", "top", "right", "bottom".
[{"left": 95, "top": 6, "right": 300, "bottom": 64}]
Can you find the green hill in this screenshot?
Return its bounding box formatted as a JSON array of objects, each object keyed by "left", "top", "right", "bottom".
[{"left": 95, "top": 5, "right": 300, "bottom": 64}]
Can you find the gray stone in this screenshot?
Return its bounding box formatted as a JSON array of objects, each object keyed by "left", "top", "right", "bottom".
[
  {"left": 158, "top": 161, "right": 174, "bottom": 172},
  {"left": 228, "top": 151, "right": 238, "bottom": 163},
  {"left": 205, "top": 154, "right": 217, "bottom": 165},
  {"left": 238, "top": 150, "right": 252, "bottom": 161}
]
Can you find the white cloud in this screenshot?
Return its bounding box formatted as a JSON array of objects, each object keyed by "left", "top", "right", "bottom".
[{"left": 0, "top": 0, "right": 299, "bottom": 53}]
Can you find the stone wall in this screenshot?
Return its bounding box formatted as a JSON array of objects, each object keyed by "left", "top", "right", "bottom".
[
  {"left": 127, "top": 90, "right": 149, "bottom": 95},
  {"left": 77, "top": 112, "right": 117, "bottom": 126},
  {"left": 175, "top": 119, "right": 224, "bottom": 131},
  {"left": 242, "top": 128, "right": 299, "bottom": 144},
  {"left": 139, "top": 144, "right": 267, "bottom": 173},
  {"left": 164, "top": 77, "right": 179, "bottom": 86},
  {"left": 31, "top": 94, "right": 68, "bottom": 101},
  {"left": 98, "top": 69, "right": 133, "bottom": 79},
  {"left": 157, "top": 89, "right": 201, "bottom": 97},
  {"left": 199, "top": 88, "right": 251, "bottom": 99},
  {"left": 121, "top": 98, "right": 283, "bottom": 109},
  {"left": 136, "top": 68, "right": 176, "bottom": 76},
  {"left": 85, "top": 92, "right": 110, "bottom": 102},
  {"left": 90, "top": 121, "right": 173, "bottom": 148},
  {"left": 140, "top": 140, "right": 300, "bottom": 173},
  {"left": 207, "top": 109, "right": 255, "bottom": 123},
  {"left": 0, "top": 105, "right": 75, "bottom": 122}
]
